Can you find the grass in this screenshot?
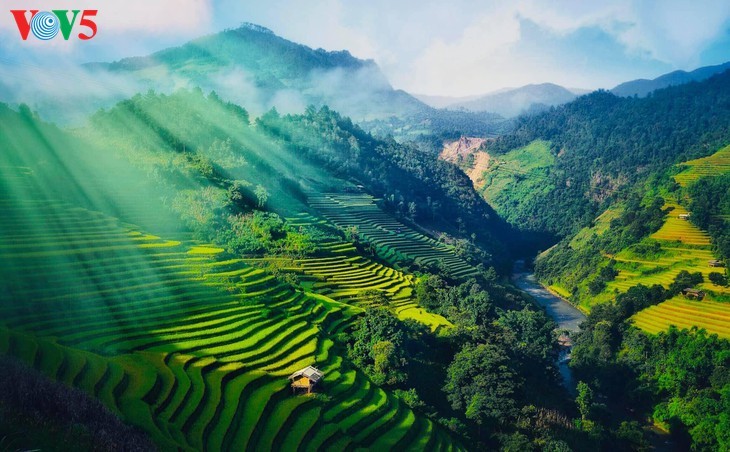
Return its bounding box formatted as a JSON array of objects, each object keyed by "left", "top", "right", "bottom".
[
  {"left": 0, "top": 169, "right": 461, "bottom": 451},
  {"left": 474, "top": 140, "right": 556, "bottom": 222}
]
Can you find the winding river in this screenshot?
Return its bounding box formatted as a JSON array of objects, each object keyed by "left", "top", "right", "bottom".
[{"left": 512, "top": 263, "right": 587, "bottom": 394}]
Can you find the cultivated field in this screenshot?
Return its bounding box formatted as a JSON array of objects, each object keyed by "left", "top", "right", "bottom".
[
  {"left": 673, "top": 144, "right": 730, "bottom": 187},
  {"left": 621, "top": 146, "right": 730, "bottom": 336},
  {"left": 308, "top": 193, "right": 478, "bottom": 279},
  {"left": 632, "top": 296, "right": 730, "bottom": 339},
  {"left": 0, "top": 172, "right": 461, "bottom": 451},
  {"left": 282, "top": 212, "right": 452, "bottom": 331}
]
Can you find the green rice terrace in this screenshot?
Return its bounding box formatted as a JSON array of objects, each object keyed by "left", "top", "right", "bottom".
[
  {"left": 307, "top": 193, "right": 479, "bottom": 280},
  {"left": 0, "top": 172, "right": 463, "bottom": 451},
  {"left": 247, "top": 213, "right": 451, "bottom": 333}
]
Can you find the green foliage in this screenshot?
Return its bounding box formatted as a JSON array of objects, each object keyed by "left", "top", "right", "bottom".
[
  {"left": 348, "top": 308, "right": 409, "bottom": 386},
  {"left": 668, "top": 270, "right": 704, "bottom": 295},
  {"left": 497, "top": 308, "right": 557, "bottom": 367},
  {"left": 489, "top": 72, "right": 730, "bottom": 238},
  {"left": 536, "top": 193, "right": 666, "bottom": 303},
  {"left": 687, "top": 173, "right": 730, "bottom": 265},
  {"left": 575, "top": 382, "right": 594, "bottom": 421},
  {"left": 709, "top": 272, "right": 729, "bottom": 286},
  {"left": 570, "top": 280, "right": 730, "bottom": 450},
  {"left": 256, "top": 105, "right": 510, "bottom": 266},
  {"left": 393, "top": 388, "right": 426, "bottom": 410},
  {"left": 444, "top": 343, "right": 519, "bottom": 426}
]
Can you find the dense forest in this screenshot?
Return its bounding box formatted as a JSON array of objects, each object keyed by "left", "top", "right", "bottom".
[
  {"left": 487, "top": 70, "right": 730, "bottom": 239},
  {"left": 569, "top": 285, "right": 730, "bottom": 450}
]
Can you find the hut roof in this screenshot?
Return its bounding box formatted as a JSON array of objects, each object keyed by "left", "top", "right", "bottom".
[{"left": 288, "top": 366, "right": 323, "bottom": 383}]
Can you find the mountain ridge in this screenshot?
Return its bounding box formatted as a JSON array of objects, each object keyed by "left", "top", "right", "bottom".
[{"left": 611, "top": 61, "right": 730, "bottom": 97}]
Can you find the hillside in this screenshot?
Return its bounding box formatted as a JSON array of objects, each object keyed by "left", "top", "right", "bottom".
[
  {"left": 535, "top": 145, "right": 730, "bottom": 312},
  {"left": 447, "top": 83, "right": 578, "bottom": 117},
  {"left": 612, "top": 62, "right": 730, "bottom": 97},
  {"left": 0, "top": 92, "right": 577, "bottom": 450},
  {"left": 90, "top": 24, "right": 422, "bottom": 122},
  {"left": 483, "top": 70, "right": 730, "bottom": 244}
]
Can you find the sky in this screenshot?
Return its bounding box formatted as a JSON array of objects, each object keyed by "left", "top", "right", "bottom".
[{"left": 1, "top": 0, "right": 730, "bottom": 96}]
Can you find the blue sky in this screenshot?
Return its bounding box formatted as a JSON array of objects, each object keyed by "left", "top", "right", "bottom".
[{"left": 2, "top": 0, "right": 730, "bottom": 96}]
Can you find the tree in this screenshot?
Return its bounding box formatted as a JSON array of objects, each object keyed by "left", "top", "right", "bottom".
[
  {"left": 709, "top": 272, "right": 728, "bottom": 287},
  {"left": 349, "top": 308, "right": 408, "bottom": 386},
  {"left": 407, "top": 201, "right": 417, "bottom": 220},
  {"left": 444, "top": 343, "right": 518, "bottom": 426},
  {"left": 576, "top": 381, "right": 594, "bottom": 421},
  {"left": 498, "top": 308, "right": 557, "bottom": 368},
  {"left": 254, "top": 184, "right": 269, "bottom": 208},
  {"left": 371, "top": 341, "right": 405, "bottom": 385}
]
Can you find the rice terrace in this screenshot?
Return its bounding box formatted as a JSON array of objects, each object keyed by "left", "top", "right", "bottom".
[
  {"left": 0, "top": 169, "right": 461, "bottom": 451},
  {"left": 3, "top": 3, "right": 730, "bottom": 450}
]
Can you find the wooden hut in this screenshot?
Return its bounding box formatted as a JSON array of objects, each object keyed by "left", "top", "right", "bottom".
[
  {"left": 681, "top": 288, "right": 706, "bottom": 300},
  {"left": 678, "top": 213, "right": 690, "bottom": 220},
  {"left": 288, "top": 366, "right": 324, "bottom": 394},
  {"left": 709, "top": 259, "right": 725, "bottom": 268}
]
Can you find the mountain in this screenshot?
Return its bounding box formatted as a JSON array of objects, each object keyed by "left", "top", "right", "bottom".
[
  {"left": 413, "top": 93, "right": 481, "bottom": 109},
  {"left": 479, "top": 70, "right": 730, "bottom": 245},
  {"left": 445, "top": 83, "right": 579, "bottom": 117},
  {"left": 611, "top": 61, "right": 730, "bottom": 97},
  {"left": 88, "top": 23, "right": 426, "bottom": 121}
]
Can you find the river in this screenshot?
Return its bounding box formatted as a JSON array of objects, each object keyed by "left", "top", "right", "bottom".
[
  {"left": 512, "top": 271, "right": 586, "bottom": 333},
  {"left": 512, "top": 263, "right": 587, "bottom": 394}
]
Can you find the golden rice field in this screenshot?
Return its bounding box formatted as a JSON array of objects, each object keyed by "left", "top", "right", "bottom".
[
  {"left": 673, "top": 144, "right": 730, "bottom": 187},
  {"left": 619, "top": 145, "right": 730, "bottom": 336},
  {"left": 649, "top": 203, "right": 711, "bottom": 245},
  {"left": 632, "top": 296, "right": 730, "bottom": 339}
]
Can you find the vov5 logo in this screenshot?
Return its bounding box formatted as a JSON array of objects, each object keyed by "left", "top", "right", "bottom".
[{"left": 10, "top": 9, "right": 98, "bottom": 41}]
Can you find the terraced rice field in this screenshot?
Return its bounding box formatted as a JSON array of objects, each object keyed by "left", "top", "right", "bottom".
[
  {"left": 0, "top": 173, "right": 461, "bottom": 451},
  {"left": 673, "top": 144, "right": 730, "bottom": 187},
  {"left": 308, "top": 193, "right": 479, "bottom": 280},
  {"left": 620, "top": 146, "right": 730, "bottom": 335},
  {"left": 254, "top": 224, "right": 452, "bottom": 332},
  {"left": 605, "top": 202, "right": 728, "bottom": 302},
  {"left": 649, "top": 203, "right": 711, "bottom": 246},
  {"left": 632, "top": 297, "right": 730, "bottom": 339}
]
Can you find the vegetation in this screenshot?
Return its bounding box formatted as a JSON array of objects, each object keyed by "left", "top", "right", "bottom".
[
  {"left": 486, "top": 71, "right": 730, "bottom": 241},
  {"left": 570, "top": 284, "right": 730, "bottom": 450},
  {"left": 256, "top": 105, "right": 511, "bottom": 268},
  {"left": 0, "top": 95, "right": 575, "bottom": 451},
  {"left": 687, "top": 172, "right": 730, "bottom": 265}
]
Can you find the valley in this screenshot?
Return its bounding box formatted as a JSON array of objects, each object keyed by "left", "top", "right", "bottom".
[{"left": 2, "top": 11, "right": 730, "bottom": 451}]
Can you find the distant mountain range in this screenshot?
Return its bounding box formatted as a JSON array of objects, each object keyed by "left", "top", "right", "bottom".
[
  {"left": 611, "top": 61, "right": 730, "bottom": 97},
  {"left": 415, "top": 83, "right": 582, "bottom": 118}
]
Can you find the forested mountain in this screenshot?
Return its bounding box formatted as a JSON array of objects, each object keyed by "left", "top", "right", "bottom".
[
  {"left": 484, "top": 69, "right": 730, "bottom": 243},
  {"left": 612, "top": 61, "right": 730, "bottom": 97},
  {"left": 446, "top": 83, "right": 579, "bottom": 117},
  {"left": 90, "top": 23, "right": 420, "bottom": 121}
]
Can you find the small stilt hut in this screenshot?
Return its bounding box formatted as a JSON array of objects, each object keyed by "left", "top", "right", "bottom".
[{"left": 288, "top": 366, "right": 324, "bottom": 394}]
